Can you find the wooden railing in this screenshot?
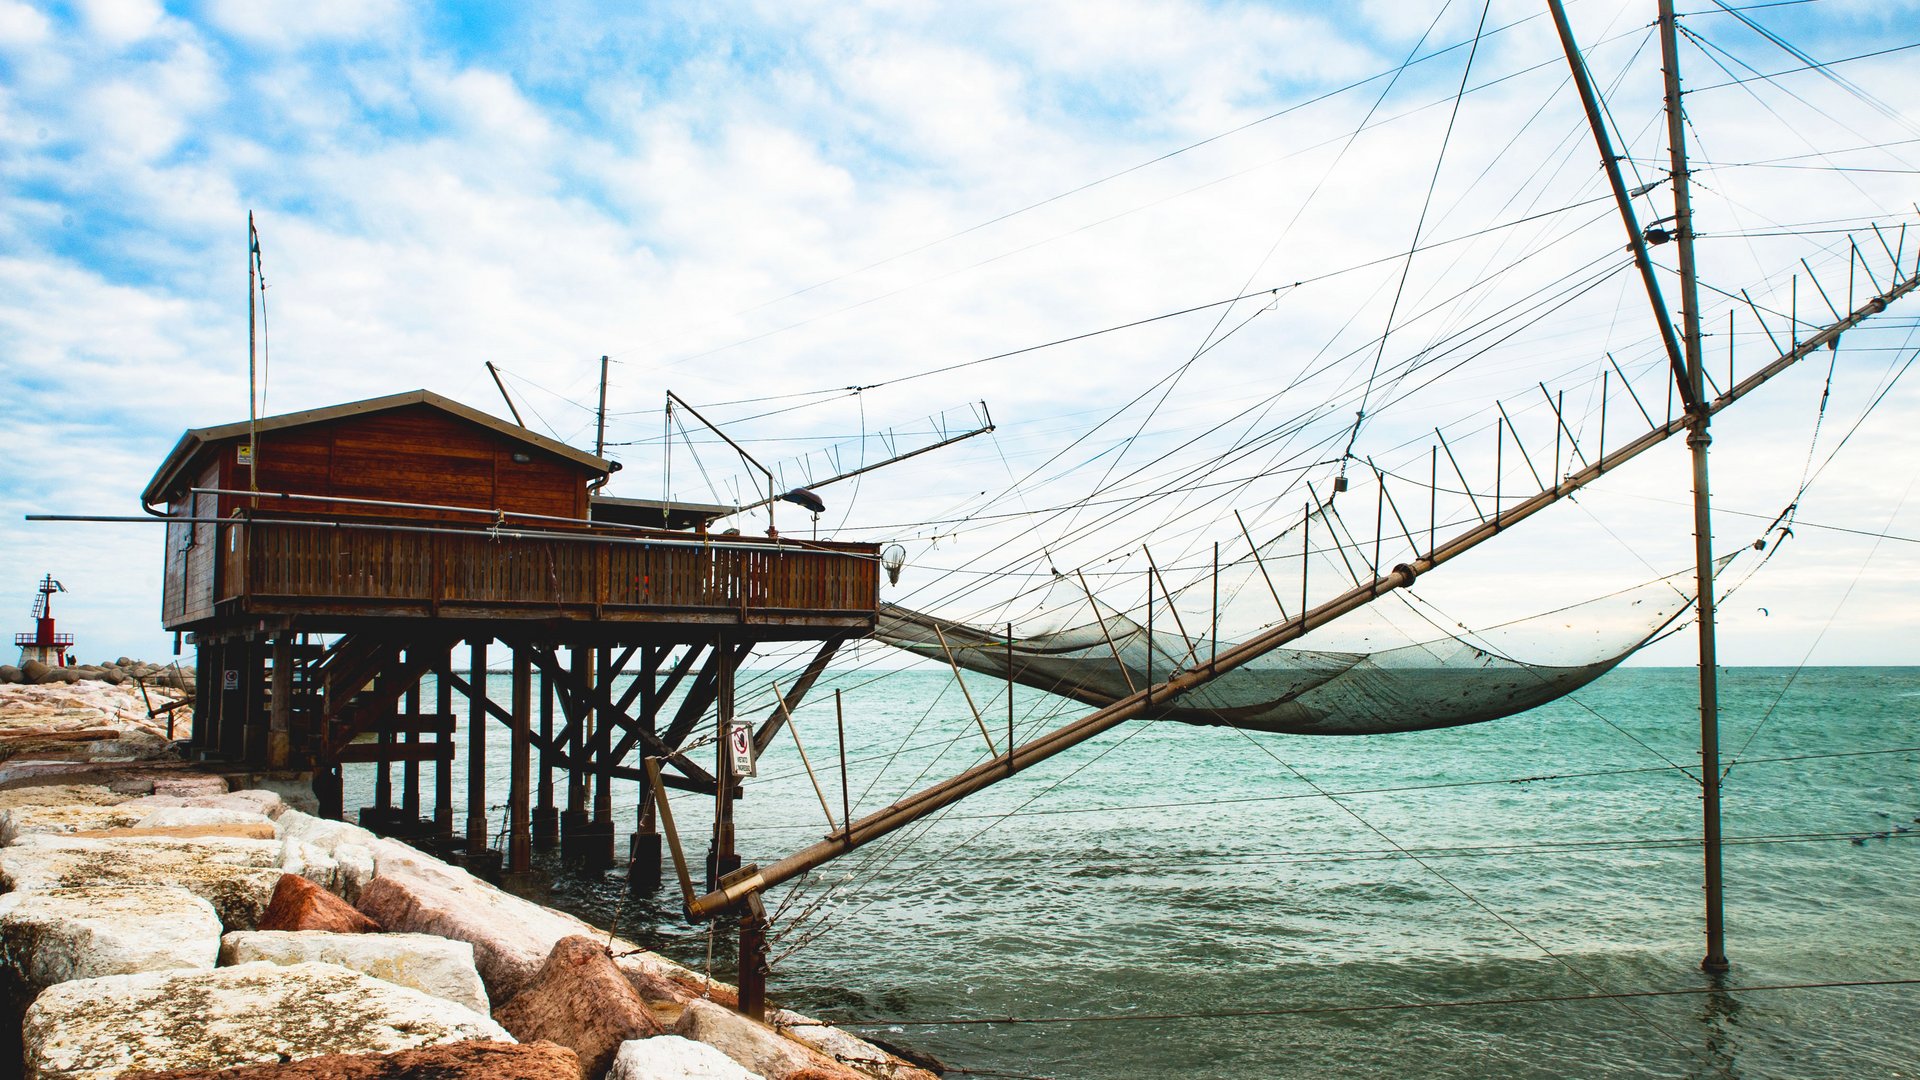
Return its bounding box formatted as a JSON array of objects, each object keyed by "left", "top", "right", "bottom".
[{"left": 218, "top": 519, "right": 879, "bottom": 619}]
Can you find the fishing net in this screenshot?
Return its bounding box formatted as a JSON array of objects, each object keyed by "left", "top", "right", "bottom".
[{"left": 876, "top": 503, "right": 1721, "bottom": 735}]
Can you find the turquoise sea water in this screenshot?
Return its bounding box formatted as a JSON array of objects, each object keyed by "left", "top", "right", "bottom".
[{"left": 366, "top": 666, "right": 1920, "bottom": 1078}]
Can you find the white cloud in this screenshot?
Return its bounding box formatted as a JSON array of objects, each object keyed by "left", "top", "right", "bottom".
[
  {"left": 3, "top": 0, "right": 1919, "bottom": 666},
  {"left": 77, "top": 0, "right": 165, "bottom": 47},
  {"left": 200, "top": 0, "right": 402, "bottom": 47},
  {"left": 0, "top": 0, "right": 48, "bottom": 49}
]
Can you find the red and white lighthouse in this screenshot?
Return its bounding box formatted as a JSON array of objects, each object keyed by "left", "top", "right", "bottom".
[{"left": 14, "top": 575, "right": 75, "bottom": 667}]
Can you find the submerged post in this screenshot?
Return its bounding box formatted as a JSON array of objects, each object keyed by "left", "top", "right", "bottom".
[
  {"left": 466, "top": 638, "right": 489, "bottom": 860},
  {"left": 509, "top": 645, "right": 532, "bottom": 875},
  {"left": 1659, "top": 0, "right": 1729, "bottom": 974},
  {"left": 534, "top": 669, "right": 557, "bottom": 850}
]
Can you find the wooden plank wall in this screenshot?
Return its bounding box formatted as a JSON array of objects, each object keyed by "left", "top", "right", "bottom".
[
  {"left": 212, "top": 405, "right": 591, "bottom": 523},
  {"left": 237, "top": 522, "right": 880, "bottom": 616},
  {"left": 177, "top": 477, "right": 219, "bottom": 625}
]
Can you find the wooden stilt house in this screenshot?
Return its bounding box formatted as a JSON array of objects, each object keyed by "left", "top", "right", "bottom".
[{"left": 145, "top": 389, "right": 879, "bottom": 881}]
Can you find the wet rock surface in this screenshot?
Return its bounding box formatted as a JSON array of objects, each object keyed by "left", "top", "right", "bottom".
[
  {"left": 220, "top": 930, "right": 487, "bottom": 1015},
  {"left": 23, "top": 961, "right": 510, "bottom": 1079},
  {"left": 491, "top": 935, "right": 665, "bottom": 1079}
]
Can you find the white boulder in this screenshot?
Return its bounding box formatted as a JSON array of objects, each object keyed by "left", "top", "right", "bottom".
[
  {"left": 275, "top": 810, "right": 377, "bottom": 901},
  {"left": 355, "top": 856, "right": 608, "bottom": 1002},
  {"left": 0, "top": 834, "right": 283, "bottom": 928},
  {"left": 771, "top": 1010, "right": 940, "bottom": 1080},
  {"left": 133, "top": 805, "right": 275, "bottom": 831},
  {"left": 0, "top": 805, "right": 143, "bottom": 845},
  {"left": 0, "top": 885, "right": 221, "bottom": 987},
  {"left": 21, "top": 960, "right": 512, "bottom": 1079},
  {"left": 279, "top": 836, "right": 374, "bottom": 903},
  {"left": 220, "top": 929, "right": 490, "bottom": 1015},
  {"left": 673, "top": 1000, "right": 866, "bottom": 1080},
  {"left": 0, "top": 783, "right": 122, "bottom": 809},
  {"left": 121, "top": 788, "right": 287, "bottom": 820},
  {"left": 609, "top": 1036, "right": 767, "bottom": 1080}
]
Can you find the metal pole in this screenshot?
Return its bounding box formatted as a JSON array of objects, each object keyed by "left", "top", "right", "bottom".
[
  {"left": 1546, "top": 0, "right": 1698, "bottom": 413},
  {"left": 1007, "top": 622, "right": 1016, "bottom": 772},
  {"left": 487, "top": 362, "right": 526, "bottom": 427},
  {"left": 595, "top": 355, "right": 609, "bottom": 457},
  {"left": 247, "top": 214, "right": 260, "bottom": 494},
  {"left": 836, "top": 690, "right": 850, "bottom": 843},
  {"left": 1660, "top": 0, "right": 1729, "bottom": 975}
]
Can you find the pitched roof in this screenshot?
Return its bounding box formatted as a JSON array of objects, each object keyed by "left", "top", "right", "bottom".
[{"left": 142, "top": 389, "right": 612, "bottom": 504}]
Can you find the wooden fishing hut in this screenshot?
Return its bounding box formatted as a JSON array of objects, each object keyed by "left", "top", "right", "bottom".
[{"left": 144, "top": 389, "right": 880, "bottom": 885}]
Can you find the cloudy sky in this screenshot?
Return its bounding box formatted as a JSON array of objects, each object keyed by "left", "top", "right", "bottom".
[{"left": 3, "top": 0, "right": 1917, "bottom": 668}]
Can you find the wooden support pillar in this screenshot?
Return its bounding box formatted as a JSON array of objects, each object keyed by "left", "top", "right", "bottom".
[
  {"left": 218, "top": 638, "right": 246, "bottom": 760},
  {"left": 579, "top": 643, "right": 618, "bottom": 871},
  {"left": 533, "top": 667, "right": 558, "bottom": 850},
  {"left": 190, "top": 638, "right": 216, "bottom": 754},
  {"left": 629, "top": 645, "right": 662, "bottom": 894},
  {"left": 738, "top": 894, "right": 768, "bottom": 1021},
  {"left": 509, "top": 644, "right": 533, "bottom": 875},
  {"left": 466, "top": 638, "right": 490, "bottom": 858},
  {"left": 312, "top": 640, "right": 343, "bottom": 820},
  {"left": 593, "top": 645, "right": 615, "bottom": 827},
  {"left": 561, "top": 645, "right": 590, "bottom": 858},
  {"left": 434, "top": 647, "right": 454, "bottom": 841},
  {"left": 373, "top": 666, "right": 393, "bottom": 817},
  {"left": 243, "top": 639, "right": 269, "bottom": 767},
  {"left": 708, "top": 636, "right": 740, "bottom": 890},
  {"left": 401, "top": 677, "right": 422, "bottom": 829},
  {"left": 268, "top": 637, "right": 292, "bottom": 769}
]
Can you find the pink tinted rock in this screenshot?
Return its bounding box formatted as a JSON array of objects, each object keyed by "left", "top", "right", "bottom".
[
  {"left": 491, "top": 935, "right": 665, "bottom": 1080},
  {"left": 258, "top": 873, "right": 381, "bottom": 934}
]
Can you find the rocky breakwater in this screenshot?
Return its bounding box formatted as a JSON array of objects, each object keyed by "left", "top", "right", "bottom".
[
  {"left": 0, "top": 658, "right": 193, "bottom": 694},
  {"left": 0, "top": 679, "right": 940, "bottom": 1080}
]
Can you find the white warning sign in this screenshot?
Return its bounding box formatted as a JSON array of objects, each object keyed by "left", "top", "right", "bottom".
[{"left": 726, "top": 721, "right": 757, "bottom": 778}]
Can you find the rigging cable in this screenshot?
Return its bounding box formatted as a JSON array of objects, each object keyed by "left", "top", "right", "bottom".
[
  {"left": 1218, "top": 724, "right": 1699, "bottom": 1055},
  {"left": 810, "top": 977, "right": 1920, "bottom": 1030},
  {"left": 1724, "top": 339, "right": 1920, "bottom": 774},
  {"left": 1344, "top": 0, "right": 1494, "bottom": 473}
]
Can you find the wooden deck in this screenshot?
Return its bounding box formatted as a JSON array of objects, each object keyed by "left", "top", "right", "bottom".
[{"left": 187, "top": 517, "right": 880, "bottom": 633}]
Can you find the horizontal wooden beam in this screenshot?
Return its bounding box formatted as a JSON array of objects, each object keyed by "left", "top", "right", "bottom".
[{"left": 336, "top": 741, "right": 454, "bottom": 764}]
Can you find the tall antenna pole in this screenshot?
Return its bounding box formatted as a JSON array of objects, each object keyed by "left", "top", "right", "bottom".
[
  {"left": 1659, "top": 0, "right": 1729, "bottom": 975},
  {"left": 247, "top": 212, "right": 260, "bottom": 493},
  {"left": 595, "top": 355, "right": 610, "bottom": 458},
  {"left": 593, "top": 355, "right": 611, "bottom": 494}
]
